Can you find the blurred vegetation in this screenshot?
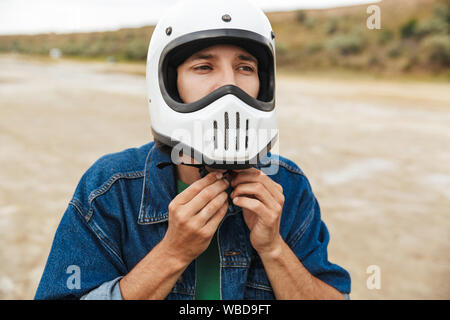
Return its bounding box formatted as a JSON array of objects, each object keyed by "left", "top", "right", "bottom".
[
  {"left": 271, "top": 0, "right": 449, "bottom": 77},
  {"left": 0, "top": 0, "right": 448, "bottom": 78},
  {"left": 0, "top": 26, "right": 154, "bottom": 62}
]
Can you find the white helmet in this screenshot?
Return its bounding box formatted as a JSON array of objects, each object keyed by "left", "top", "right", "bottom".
[{"left": 146, "top": 0, "right": 278, "bottom": 169}]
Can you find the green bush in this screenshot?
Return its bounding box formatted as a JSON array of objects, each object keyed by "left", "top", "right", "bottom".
[
  {"left": 275, "top": 42, "right": 289, "bottom": 55},
  {"left": 416, "top": 3, "right": 449, "bottom": 37},
  {"left": 305, "top": 17, "right": 317, "bottom": 29},
  {"left": 433, "top": 3, "right": 450, "bottom": 28},
  {"left": 324, "top": 18, "right": 339, "bottom": 34},
  {"left": 84, "top": 40, "right": 107, "bottom": 56},
  {"left": 62, "top": 42, "right": 85, "bottom": 56},
  {"left": 386, "top": 43, "right": 403, "bottom": 58},
  {"left": 416, "top": 18, "right": 447, "bottom": 37},
  {"left": 325, "top": 34, "right": 365, "bottom": 55},
  {"left": 400, "top": 18, "right": 418, "bottom": 38},
  {"left": 422, "top": 34, "right": 450, "bottom": 67},
  {"left": 368, "top": 54, "right": 382, "bottom": 67},
  {"left": 402, "top": 54, "right": 419, "bottom": 71},
  {"left": 124, "top": 39, "right": 148, "bottom": 60},
  {"left": 378, "top": 29, "right": 394, "bottom": 45},
  {"left": 305, "top": 42, "right": 323, "bottom": 54},
  {"left": 295, "top": 10, "right": 307, "bottom": 24}
]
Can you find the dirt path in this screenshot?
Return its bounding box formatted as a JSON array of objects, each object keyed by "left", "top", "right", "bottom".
[{"left": 0, "top": 54, "right": 449, "bottom": 299}]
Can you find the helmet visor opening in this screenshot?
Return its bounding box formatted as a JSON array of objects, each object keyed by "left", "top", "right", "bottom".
[{"left": 159, "top": 29, "right": 275, "bottom": 113}]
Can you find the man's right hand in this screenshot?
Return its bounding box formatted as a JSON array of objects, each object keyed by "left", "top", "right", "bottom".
[{"left": 161, "top": 171, "right": 230, "bottom": 266}]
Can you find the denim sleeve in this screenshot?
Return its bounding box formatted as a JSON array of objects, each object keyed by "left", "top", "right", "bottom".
[
  {"left": 34, "top": 203, "right": 127, "bottom": 300},
  {"left": 288, "top": 184, "right": 351, "bottom": 295},
  {"left": 80, "top": 276, "right": 124, "bottom": 300}
]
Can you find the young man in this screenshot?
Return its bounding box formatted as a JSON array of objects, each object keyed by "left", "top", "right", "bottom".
[{"left": 35, "top": 0, "right": 351, "bottom": 300}]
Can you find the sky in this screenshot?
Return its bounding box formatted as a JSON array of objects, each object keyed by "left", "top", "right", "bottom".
[{"left": 0, "top": 0, "right": 381, "bottom": 35}]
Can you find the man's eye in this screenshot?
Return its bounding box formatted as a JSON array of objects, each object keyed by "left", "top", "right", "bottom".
[
  {"left": 238, "top": 66, "right": 255, "bottom": 72},
  {"left": 194, "top": 65, "right": 212, "bottom": 71}
]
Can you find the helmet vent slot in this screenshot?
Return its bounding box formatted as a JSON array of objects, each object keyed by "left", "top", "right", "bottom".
[
  {"left": 224, "top": 112, "right": 229, "bottom": 151},
  {"left": 212, "top": 113, "right": 250, "bottom": 152},
  {"left": 245, "top": 119, "right": 249, "bottom": 150},
  {"left": 213, "top": 120, "right": 218, "bottom": 149},
  {"left": 236, "top": 112, "right": 240, "bottom": 151}
]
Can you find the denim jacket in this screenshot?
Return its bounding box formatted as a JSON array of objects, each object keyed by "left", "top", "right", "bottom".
[{"left": 34, "top": 141, "right": 351, "bottom": 300}]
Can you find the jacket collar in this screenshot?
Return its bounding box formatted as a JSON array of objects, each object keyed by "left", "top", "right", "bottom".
[{"left": 138, "top": 144, "right": 176, "bottom": 224}]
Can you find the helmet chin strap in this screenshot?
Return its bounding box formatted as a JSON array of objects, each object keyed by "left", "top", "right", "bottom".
[
  {"left": 156, "top": 161, "right": 232, "bottom": 178},
  {"left": 157, "top": 160, "right": 235, "bottom": 207},
  {"left": 156, "top": 160, "right": 208, "bottom": 176},
  {"left": 156, "top": 152, "right": 231, "bottom": 178}
]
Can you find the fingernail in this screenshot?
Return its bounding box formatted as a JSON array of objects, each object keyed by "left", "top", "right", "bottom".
[{"left": 216, "top": 172, "right": 223, "bottom": 179}]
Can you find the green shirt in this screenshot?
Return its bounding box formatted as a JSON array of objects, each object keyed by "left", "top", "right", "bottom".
[{"left": 176, "top": 180, "right": 221, "bottom": 300}]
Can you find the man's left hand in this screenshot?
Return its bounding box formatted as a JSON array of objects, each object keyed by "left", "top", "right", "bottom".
[{"left": 230, "top": 168, "right": 285, "bottom": 256}]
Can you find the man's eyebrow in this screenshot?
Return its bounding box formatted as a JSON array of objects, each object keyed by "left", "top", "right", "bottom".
[
  {"left": 237, "top": 54, "right": 258, "bottom": 65},
  {"left": 189, "top": 53, "right": 215, "bottom": 61},
  {"left": 188, "top": 52, "right": 258, "bottom": 64}
]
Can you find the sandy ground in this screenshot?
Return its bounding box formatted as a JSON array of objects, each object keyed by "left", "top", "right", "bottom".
[{"left": 0, "top": 54, "right": 449, "bottom": 299}]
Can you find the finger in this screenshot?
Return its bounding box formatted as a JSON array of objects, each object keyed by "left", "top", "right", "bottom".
[
  {"left": 232, "top": 196, "right": 270, "bottom": 219},
  {"left": 201, "top": 201, "right": 228, "bottom": 235},
  {"left": 175, "top": 171, "right": 223, "bottom": 205},
  {"left": 231, "top": 182, "right": 277, "bottom": 210},
  {"left": 233, "top": 196, "right": 280, "bottom": 228},
  {"left": 187, "top": 178, "right": 229, "bottom": 214},
  {"left": 231, "top": 169, "right": 284, "bottom": 204},
  {"left": 231, "top": 168, "right": 273, "bottom": 190},
  {"left": 194, "top": 191, "right": 228, "bottom": 225}
]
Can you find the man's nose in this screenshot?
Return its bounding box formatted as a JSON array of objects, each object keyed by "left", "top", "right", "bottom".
[{"left": 214, "top": 68, "right": 237, "bottom": 90}]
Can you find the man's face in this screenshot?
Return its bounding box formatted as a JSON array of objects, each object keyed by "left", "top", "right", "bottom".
[{"left": 176, "top": 44, "right": 260, "bottom": 103}]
